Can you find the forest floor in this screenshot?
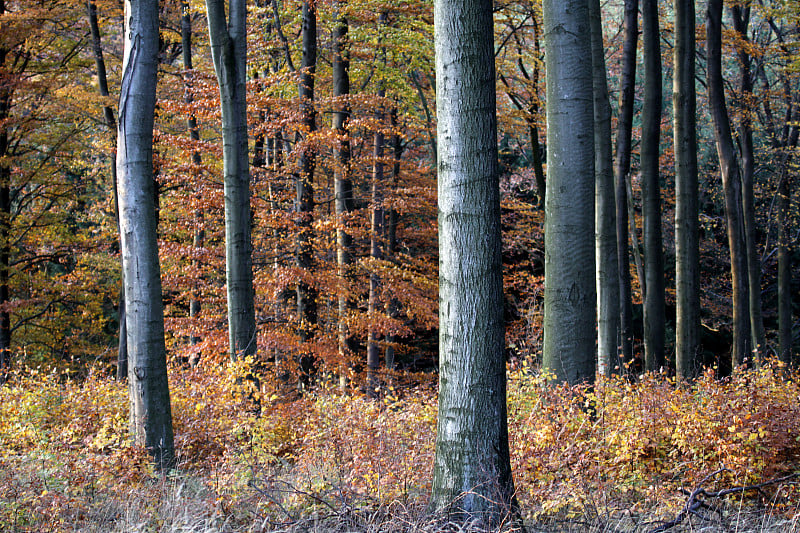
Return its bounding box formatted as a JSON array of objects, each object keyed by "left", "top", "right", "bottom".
[{"left": 1, "top": 362, "right": 799, "bottom": 532}]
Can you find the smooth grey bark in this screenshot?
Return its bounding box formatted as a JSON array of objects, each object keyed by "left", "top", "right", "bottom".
[
  {"left": 590, "top": 0, "right": 619, "bottom": 376},
  {"left": 206, "top": 0, "right": 257, "bottom": 360},
  {"left": 181, "top": 0, "right": 204, "bottom": 352},
  {"left": 731, "top": 5, "right": 766, "bottom": 362},
  {"left": 430, "top": 0, "right": 516, "bottom": 521},
  {"left": 614, "top": 0, "right": 638, "bottom": 369},
  {"left": 641, "top": 0, "right": 665, "bottom": 372},
  {"left": 87, "top": 0, "right": 129, "bottom": 379},
  {"left": 117, "top": 0, "right": 175, "bottom": 469},
  {"left": 297, "top": 0, "right": 317, "bottom": 383},
  {"left": 542, "top": 0, "right": 596, "bottom": 385},
  {"left": 333, "top": 7, "right": 356, "bottom": 376},
  {"left": 707, "top": 0, "right": 751, "bottom": 368},
  {"left": 673, "top": 0, "right": 701, "bottom": 380}
]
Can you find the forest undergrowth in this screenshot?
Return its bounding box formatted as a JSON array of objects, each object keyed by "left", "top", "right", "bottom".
[{"left": 1, "top": 361, "right": 799, "bottom": 532}]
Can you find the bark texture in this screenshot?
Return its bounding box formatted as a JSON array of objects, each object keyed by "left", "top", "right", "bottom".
[
  {"left": 206, "top": 0, "right": 257, "bottom": 360},
  {"left": 542, "top": 0, "right": 596, "bottom": 385},
  {"left": 707, "top": 0, "right": 751, "bottom": 367},
  {"left": 641, "top": 0, "right": 665, "bottom": 372},
  {"left": 673, "top": 0, "right": 701, "bottom": 380},
  {"left": 590, "top": 0, "right": 619, "bottom": 376},
  {"left": 430, "top": 0, "right": 516, "bottom": 521},
  {"left": 117, "top": 0, "right": 175, "bottom": 469}
]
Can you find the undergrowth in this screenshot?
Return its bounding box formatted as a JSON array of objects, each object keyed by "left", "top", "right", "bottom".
[{"left": 0, "top": 362, "right": 798, "bottom": 532}]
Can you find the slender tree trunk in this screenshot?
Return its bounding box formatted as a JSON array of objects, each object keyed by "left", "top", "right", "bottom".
[
  {"left": 87, "top": 0, "right": 129, "bottom": 378},
  {"left": 384, "top": 109, "right": 402, "bottom": 371},
  {"left": 430, "top": 0, "right": 516, "bottom": 521},
  {"left": 778, "top": 118, "right": 798, "bottom": 364},
  {"left": 206, "top": 0, "right": 257, "bottom": 360},
  {"left": 641, "top": 0, "right": 665, "bottom": 372},
  {"left": 367, "top": 85, "right": 385, "bottom": 395},
  {"left": 614, "top": 0, "right": 638, "bottom": 369},
  {"left": 181, "top": 0, "right": 204, "bottom": 353},
  {"left": 590, "top": 0, "right": 619, "bottom": 376},
  {"left": 0, "top": 28, "right": 11, "bottom": 381},
  {"left": 673, "top": 0, "right": 700, "bottom": 380},
  {"left": 333, "top": 7, "right": 356, "bottom": 384},
  {"left": 731, "top": 5, "right": 766, "bottom": 362},
  {"left": 707, "top": 0, "right": 751, "bottom": 368},
  {"left": 117, "top": 0, "right": 174, "bottom": 469},
  {"left": 542, "top": 0, "right": 596, "bottom": 385},
  {"left": 297, "top": 0, "right": 317, "bottom": 385}
]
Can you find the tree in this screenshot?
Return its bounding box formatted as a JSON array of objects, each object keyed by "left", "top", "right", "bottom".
[
  {"left": 673, "top": 0, "right": 701, "bottom": 380},
  {"left": 429, "top": 0, "right": 516, "bottom": 521},
  {"left": 542, "top": 0, "right": 596, "bottom": 385},
  {"left": 707, "top": 0, "right": 751, "bottom": 367},
  {"left": 614, "top": 0, "right": 638, "bottom": 368},
  {"left": 206, "top": 0, "right": 257, "bottom": 360},
  {"left": 117, "top": 0, "right": 175, "bottom": 469},
  {"left": 589, "top": 0, "right": 619, "bottom": 376},
  {"left": 641, "top": 0, "right": 665, "bottom": 372}
]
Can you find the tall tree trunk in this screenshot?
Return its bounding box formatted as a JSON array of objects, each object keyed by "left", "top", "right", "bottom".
[
  {"left": 641, "top": 0, "right": 665, "bottom": 372},
  {"left": 117, "top": 0, "right": 174, "bottom": 469},
  {"left": 367, "top": 86, "right": 385, "bottom": 395},
  {"left": 206, "top": 0, "right": 257, "bottom": 360},
  {"left": 614, "top": 0, "right": 638, "bottom": 369},
  {"left": 778, "top": 116, "right": 798, "bottom": 364},
  {"left": 87, "top": 0, "right": 129, "bottom": 379},
  {"left": 296, "top": 0, "right": 317, "bottom": 385},
  {"left": 384, "top": 108, "right": 402, "bottom": 371},
  {"left": 0, "top": 28, "right": 11, "bottom": 381},
  {"left": 731, "top": 5, "right": 766, "bottom": 363},
  {"left": 430, "top": 0, "right": 516, "bottom": 521},
  {"left": 181, "top": 0, "right": 204, "bottom": 353},
  {"left": 707, "top": 0, "right": 751, "bottom": 368},
  {"left": 673, "top": 0, "right": 701, "bottom": 380},
  {"left": 542, "top": 0, "right": 596, "bottom": 385},
  {"left": 333, "top": 7, "right": 356, "bottom": 384},
  {"left": 589, "top": 0, "right": 619, "bottom": 376}
]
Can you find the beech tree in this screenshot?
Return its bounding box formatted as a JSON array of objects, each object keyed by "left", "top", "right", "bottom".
[
  {"left": 117, "top": 0, "right": 175, "bottom": 468},
  {"left": 206, "top": 0, "right": 257, "bottom": 360},
  {"left": 673, "top": 0, "right": 700, "bottom": 379},
  {"left": 542, "top": 0, "right": 595, "bottom": 385},
  {"left": 430, "top": 0, "right": 516, "bottom": 521}
]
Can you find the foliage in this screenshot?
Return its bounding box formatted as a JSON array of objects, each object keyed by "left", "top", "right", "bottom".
[{"left": 1, "top": 363, "right": 799, "bottom": 530}]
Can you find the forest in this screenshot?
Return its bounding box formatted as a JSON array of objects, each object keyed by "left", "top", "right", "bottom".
[{"left": 0, "top": 0, "right": 799, "bottom": 531}]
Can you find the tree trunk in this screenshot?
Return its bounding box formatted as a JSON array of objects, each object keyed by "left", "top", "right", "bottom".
[
  {"left": 430, "top": 0, "right": 516, "bottom": 521},
  {"left": 384, "top": 109, "right": 402, "bottom": 371},
  {"left": 641, "top": 0, "right": 665, "bottom": 372},
  {"left": 614, "top": 0, "right": 638, "bottom": 369},
  {"left": 297, "top": 0, "right": 317, "bottom": 384},
  {"left": 778, "top": 118, "right": 798, "bottom": 364},
  {"left": 206, "top": 0, "right": 257, "bottom": 360},
  {"left": 542, "top": 0, "right": 596, "bottom": 385},
  {"left": 0, "top": 29, "right": 10, "bottom": 382},
  {"left": 707, "top": 0, "right": 751, "bottom": 368},
  {"left": 731, "top": 5, "right": 766, "bottom": 362},
  {"left": 367, "top": 86, "right": 385, "bottom": 395},
  {"left": 117, "top": 0, "right": 174, "bottom": 469},
  {"left": 333, "top": 7, "right": 356, "bottom": 384},
  {"left": 673, "top": 0, "right": 701, "bottom": 380},
  {"left": 589, "top": 0, "right": 619, "bottom": 376},
  {"left": 181, "top": 0, "right": 204, "bottom": 353},
  {"left": 87, "top": 0, "right": 129, "bottom": 378}
]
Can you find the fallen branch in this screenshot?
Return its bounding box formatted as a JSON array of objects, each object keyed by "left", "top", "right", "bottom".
[{"left": 647, "top": 469, "right": 799, "bottom": 533}]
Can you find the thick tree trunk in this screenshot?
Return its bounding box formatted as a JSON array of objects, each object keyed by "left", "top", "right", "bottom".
[
  {"left": 542, "top": 0, "right": 596, "bottom": 385},
  {"left": 333, "top": 8, "right": 356, "bottom": 383},
  {"left": 641, "top": 0, "right": 665, "bottom": 372},
  {"left": 614, "top": 0, "right": 638, "bottom": 369},
  {"left": 296, "top": 0, "right": 317, "bottom": 384},
  {"left": 673, "top": 0, "right": 701, "bottom": 380},
  {"left": 707, "top": 0, "right": 751, "bottom": 368},
  {"left": 589, "top": 0, "right": 619, "bottom": 376},
  {"left": 430, "top": 0, "right": 516, "bottom": 521},
  {"left": 117, "top": 0, "right": 174, "bottom": 469},
  {"left": 206, "top": 0, "right": 257, "bottom": 360},
  {"left": 731, "top": 5, "right": 766, "bottom": 362}
]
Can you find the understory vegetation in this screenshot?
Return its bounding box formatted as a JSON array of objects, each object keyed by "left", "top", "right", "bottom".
[{"left": 1, "top": 362, "right": 798, "bottom": 532}]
